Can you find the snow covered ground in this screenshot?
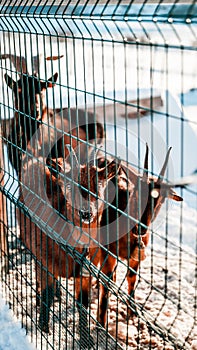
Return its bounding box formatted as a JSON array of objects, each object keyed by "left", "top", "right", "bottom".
[
  {"left": 0, "top": 224, "right": 196, "bottom": 350},
  {"left": 0, "top": 290, "right": 34, "bottom": 350}
]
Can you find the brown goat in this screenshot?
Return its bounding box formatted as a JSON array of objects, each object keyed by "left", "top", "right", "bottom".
[
  {"left": 19, "top": 146, "right": 120, "bottom": 345},
  {"left": 96, "top": 145, "right": 183, "bottom": 327},
  {"left": 1, "top": 54, "right": 104, "bottom": 345}
]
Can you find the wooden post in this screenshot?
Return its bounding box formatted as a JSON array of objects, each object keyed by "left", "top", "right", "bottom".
[{"left": 0, "top": 127, "right": 9, "bottom": 273}]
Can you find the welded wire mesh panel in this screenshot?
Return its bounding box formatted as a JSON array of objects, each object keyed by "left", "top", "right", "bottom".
[{"left": 0, "top": 1, "right": 197, "bottom": 350}]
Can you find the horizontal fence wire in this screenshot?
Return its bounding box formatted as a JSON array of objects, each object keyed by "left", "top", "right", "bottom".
[
  {"left": 1, "top": 0, "right": 197, "bottom": 24},
  {"left": 0, "top": 1, "right": 197, "bottom": 350}
]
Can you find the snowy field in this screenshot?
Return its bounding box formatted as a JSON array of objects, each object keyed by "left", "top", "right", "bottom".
[
  {"left": 0, "top": 290, "right": 34, "bottom": 350},
  {"left": 0, "top": 14, "right": 197, "bottom": 350}
]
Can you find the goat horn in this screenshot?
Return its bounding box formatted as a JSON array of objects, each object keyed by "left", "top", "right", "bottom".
[
  {"left": 65, "top": 144, "right": 79, "bottom": 170},
  {"left": 142, "top": 143, "right": 149, "bottom": 179},
  {"left": 89, "top": 144, "right": 103, "bottom": 166},
  {"left": 0, "top": 54, "right": 28, "bottom": 74},
  {"left": 157, "top": 147, "right": 172, "bottom": 183}
]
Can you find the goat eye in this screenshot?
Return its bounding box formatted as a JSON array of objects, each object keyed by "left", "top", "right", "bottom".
[
  {"left": 151, "top": 189, "right": 159, "bottom": 199},
  {"left": 66, "top": 183, "right": 71, "bottom": 191}
]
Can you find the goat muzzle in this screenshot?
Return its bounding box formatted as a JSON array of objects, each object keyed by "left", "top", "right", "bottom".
[
  {"left": 78, "top": 209, "right": 94, "bottom": 224},
  {"left": 131, "top": 233, "right": 147, "bottom": 261},
  {"left": 131, "top": 239, "right": 146, "bottom": 261}
]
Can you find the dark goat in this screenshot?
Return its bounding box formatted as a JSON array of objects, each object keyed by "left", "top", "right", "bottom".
[
  {"left": 97, "top": 145, "right": 183, "bottom": 327},
  {"left": 4, "top": 72, "right": 58, "bottom": 177},
  {"left": 19, "top": 147, "right": 119, "bottom": 345},
  {"left": 1, "top": 54, "right": 104, "bottom": 177}
]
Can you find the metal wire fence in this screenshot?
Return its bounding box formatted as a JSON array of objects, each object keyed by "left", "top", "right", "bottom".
[{"left": 0, "top": 1, "right": 197, "bottom": 349}]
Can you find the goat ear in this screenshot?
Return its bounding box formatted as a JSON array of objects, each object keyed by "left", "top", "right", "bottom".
[
  {"left": 168, "top": 188, "right": 183, "bottom": 202},
  {"left": 46, "top": 72, "right": 58, "bottom": 87},
  {"left": 40, "top": 72, "right": 58, "bottom": 90},
  {"left": 98, "top": 158, "right": 121, "bottom": 181},
  {"left": 45, "top": 55, "right": 64, "bottom": 61},
  {"left": 4, "top": 73, "right": 16, "bottom": 90}
]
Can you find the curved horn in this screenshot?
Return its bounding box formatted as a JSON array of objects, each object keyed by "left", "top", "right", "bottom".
[
  {"left": 89, "top": 144, "right": 103, "bottom": 166},
  {"left": 65, "top": 144, "right": 79, "bottom": 170},
  {"left": 142, "top": 143, "right": 149, "bottom": 179},
  {"left": 157, "top": 147, "right": 172, "bottom": 183}
]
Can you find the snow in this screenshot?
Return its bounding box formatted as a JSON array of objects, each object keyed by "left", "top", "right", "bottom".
[
  {"left": 0, "top": 291, "right": 34, "bottom": 350},
  {"left": 192, "top": 340, "right": 197, "bottom": 350}
]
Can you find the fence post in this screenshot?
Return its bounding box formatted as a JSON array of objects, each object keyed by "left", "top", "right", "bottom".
[{"left": 0, "top": 128, "right": 9, "bottom": 273}]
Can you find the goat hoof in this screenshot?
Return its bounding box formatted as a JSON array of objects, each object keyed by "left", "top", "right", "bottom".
[
  {"left": 36, "top": 294, "right": 40, "bottom": 307},
  {"left": 55, "top": 286, "right": 61, "bottom": 301},
  {"left": 38, "top": 320, "right": 50, "bottom": 334},
  {"left": 127, "top": 305, "right": 137, "bottom": 320}
]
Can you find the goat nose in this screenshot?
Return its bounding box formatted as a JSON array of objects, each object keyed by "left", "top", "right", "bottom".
[{"left": 78, "top": 209, "right": 93, "bottom": 223}]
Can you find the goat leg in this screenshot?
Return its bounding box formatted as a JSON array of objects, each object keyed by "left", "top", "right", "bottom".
[
  {"left": 97, "top": 253, "right": 116, "bottom": 327},
  {"left": 76, "top": 276, "right": 94, "bottom": 348},
  {"left": 39, "top": 285, "right": 55, "bottom": 333},
  {"left": 126, "top": 259, "right": 139, "bottom": 318},
  {"left": 36, "top": 281, "right": 41, "bottom": 307},
  {"left": 55, "top": 279, "right": 61, "bottom": 300}
]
